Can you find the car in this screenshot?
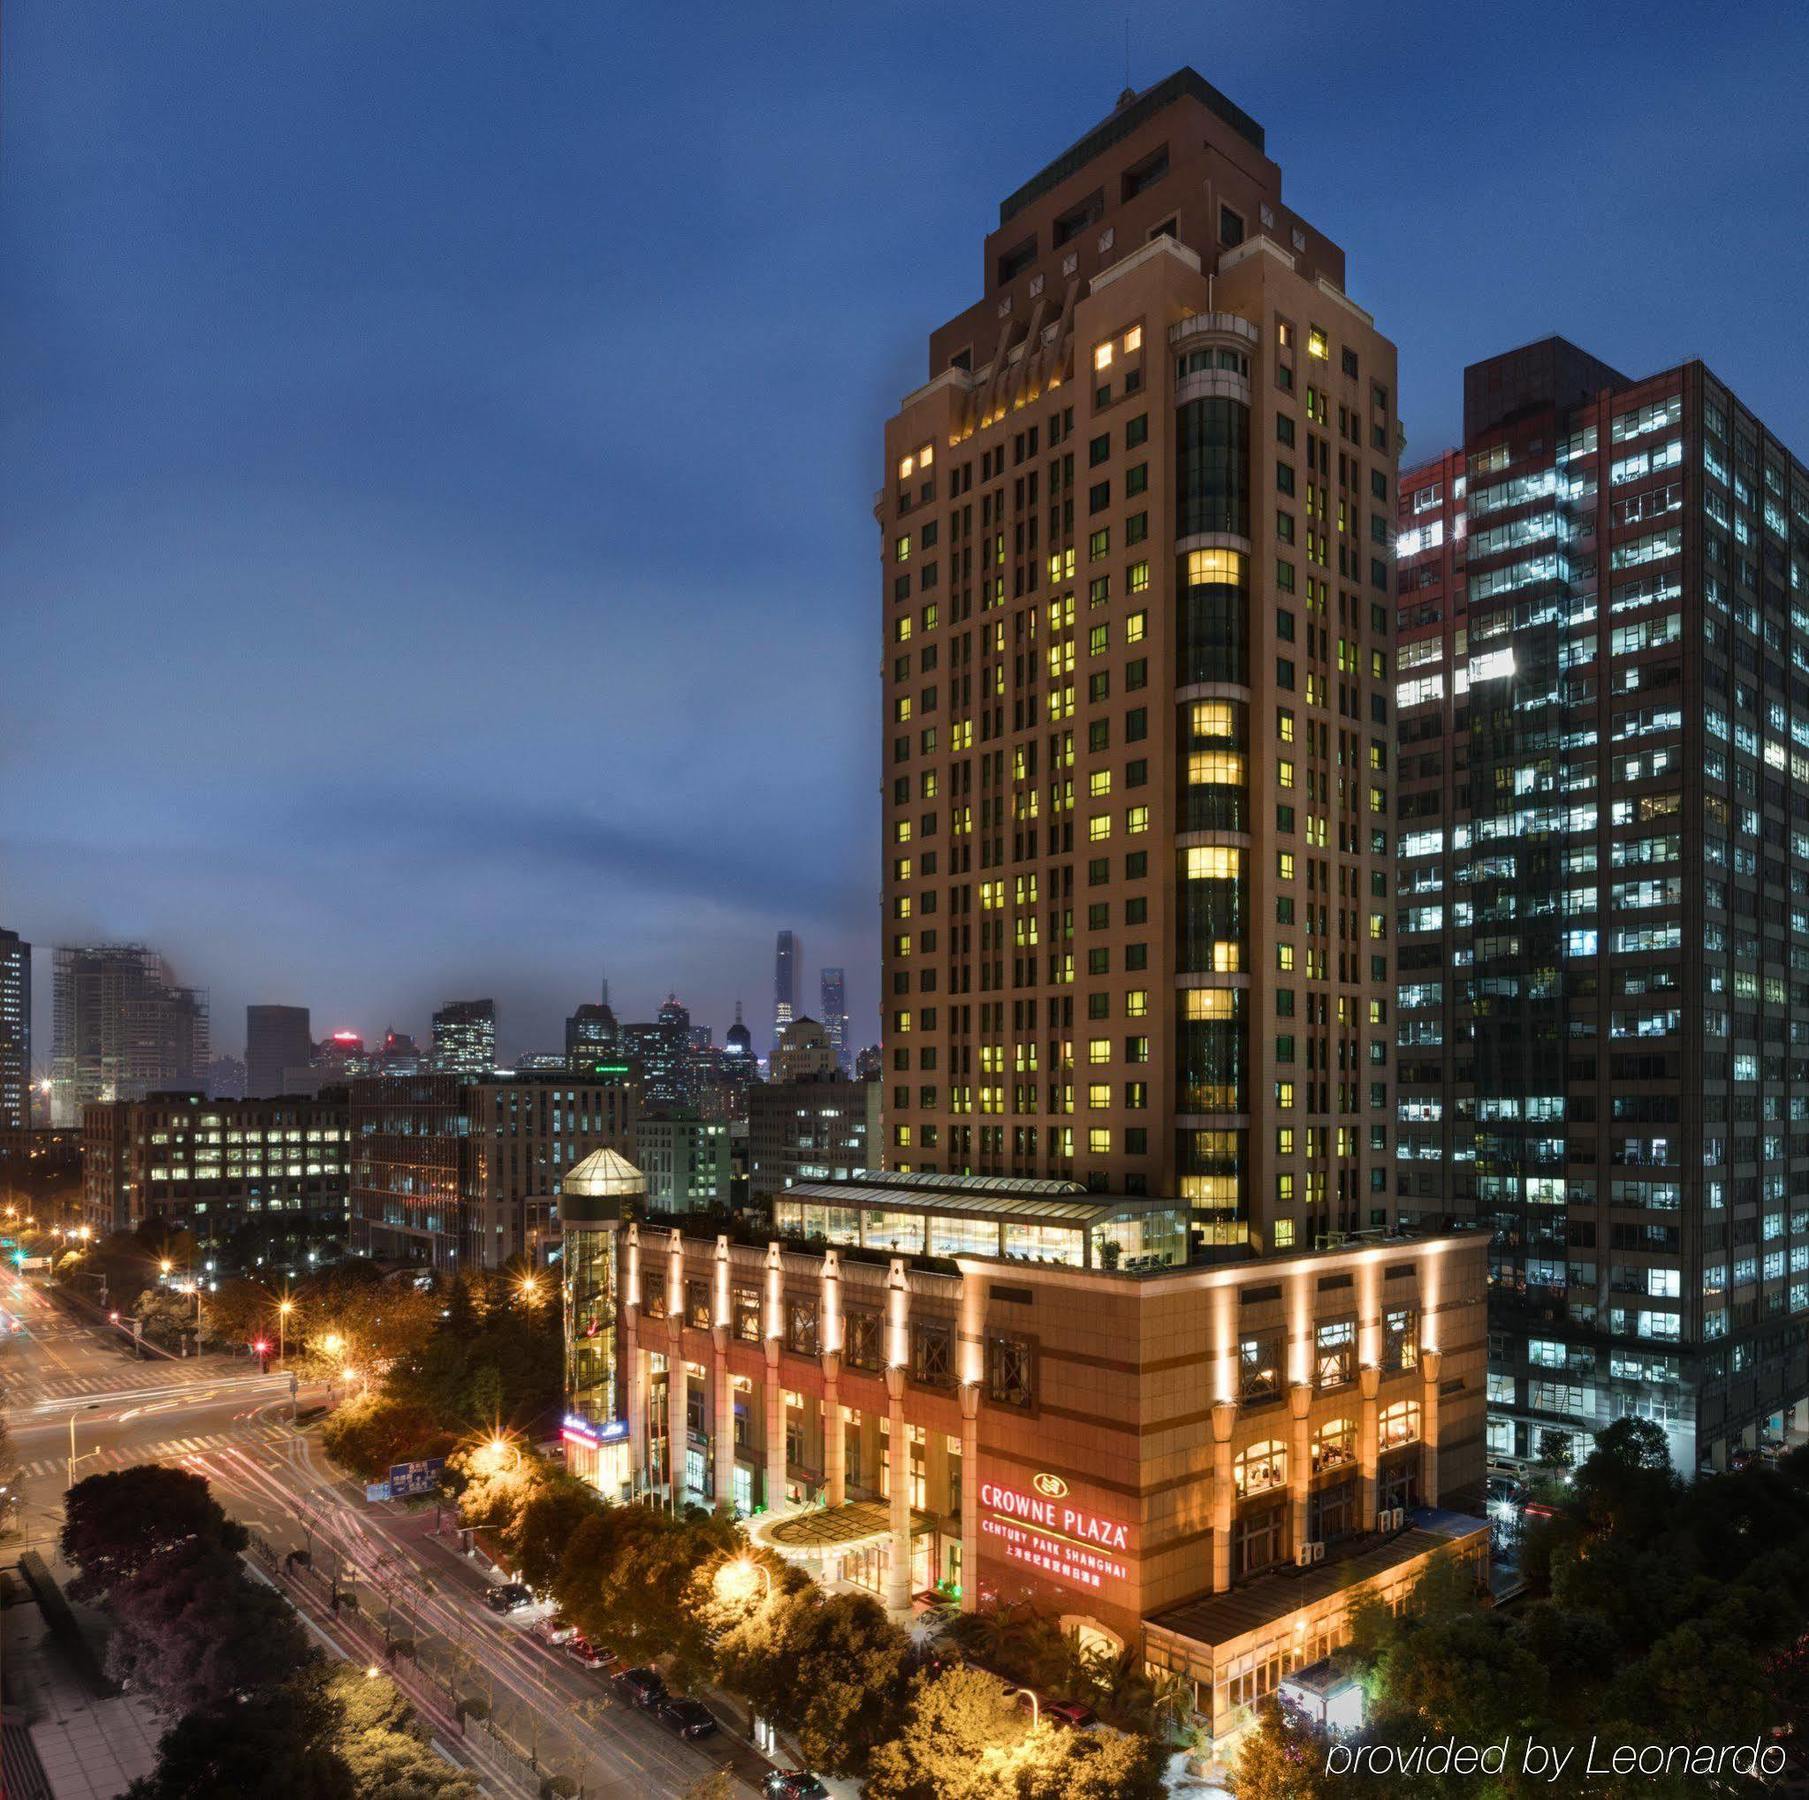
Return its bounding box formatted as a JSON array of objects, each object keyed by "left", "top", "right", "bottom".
[
  {"left": 655, "top": 1696, "right": 718, "bottom": 1741},
  {"left": 1041, "top": 1698, "right": 1098, "bottom": 1729},
  {"left": 613, "top": 1665, "right": 666, "bottom": 1708},
  {"left": 763, "top": 1773, "right": 830, "bottom": 1800},
  {"left": 532, "top": 1613, "right": 576, "bottom": 1646},
  {"left": 483, "top": 1582, "right": 533, "bottom": 1614},
  {"left": 563, "top": 1634, "right": 610, "bottom": 1669}
]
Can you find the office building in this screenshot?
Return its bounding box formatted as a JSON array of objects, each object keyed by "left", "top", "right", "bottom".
[
  {"left": 773, "top": 1015, "right": 836, "bottom": 1082},
  {"left": 431, "top": 998, "right": 496, "bottom": 1079},
  {"left": 50, "top": 945, "right": 209, "bottom": 1124},
  {"left": 1, "top": 926, "right": 29, "bottom": 1131},
  {"left": 348, "top": 1072, "right": 466, "bottom": 1269},
  {"left": 879, "top": 69, "right": 1399, "bottom": 1244},
  {"left": 820, "top": 967, "right": 849, "bottom": 1073},
  {"left": 774, "top": 930, "right": 801, "bottom": 1057},
  {"left": 638, "top": 1114, "right": 731, "bottom": 1213},
  {"left": 621, "top": 995, "right": 692, "bottom": 1114},
  {"left": 558, "top": 1148, "right": 639, "bottom": 1499},
  {"left": 205, "top": 1055, "right": 247, "bottom": 1100},
  {"left": 246, "top": 1004, "right": 312, "bottom": 1097},
  {"left": 82, "top": 1089, "right": 350, "bottom": 1250},
  {"left": 1394, "top": 338, "right": 1809, "bottom": 1475},
  {"left": 463, "top": 1068, "right": 638, "bottom": 1267},
  {"left": 725, "top": 1001, "right": 754, "bottom": 1063},
  {"left": 566, "top": 998, "right": 619, "bottom": 1072},
  {"left": 375, "top": 1029, "right": 427, "bottom": 1075},
  {"left": 747, "top": 1070, "right": 881, "bottom": 1202}
]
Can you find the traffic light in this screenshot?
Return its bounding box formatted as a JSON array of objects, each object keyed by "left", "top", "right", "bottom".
[{"left": 253, "top": 1338, "right": 270, "bottom": 1372}]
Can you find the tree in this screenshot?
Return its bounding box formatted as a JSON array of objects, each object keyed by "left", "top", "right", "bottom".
[
  {"left": 200, "top": 1275, "right": 275, "bottom": 1349},
  {"left": 1231, "top": 1699, "right": 1342, "bottom": 1800},
  {"left": 325, "top": 1664, "right": 479, "bottom": 1796},
  {"left": 1021, "top": 1727, "right": 1163, "bottom": 1800},
  {"left": 61, "top": 1466, "right": 245, "bottom": 1602},
  {"left": 510, "top": 1475, "right": 604, "bottom": 1595},
  {"left": 776, "top": 1591, "right": 910, "bottom": 1777},
  {"left": 681, "top": 1777, "right": 735, "bottom": 1800},
  {"left": 319, "top": 1392, "right": 457, "bottom": 1481},
  {"left": 124, "top": 1681, "right": 352, "bottom": 1800},
  {"left": 865, "top": 1666, "right": 1028, "bottom": 1800}
]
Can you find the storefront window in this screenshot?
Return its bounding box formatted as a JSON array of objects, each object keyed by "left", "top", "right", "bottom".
[
  {"left": 1312, "top": 1416, "right": 1357, "bottom": 1472},
  {"left": 1234, "top": 1439, "right": 1287, "bottom": 1496},
  {"left": 1379, "top": 1399, "right": 1422, "bottom": 1450}
]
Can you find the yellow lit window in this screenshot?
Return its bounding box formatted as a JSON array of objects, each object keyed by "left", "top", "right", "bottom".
[
  {"left": 893, "top": 934, "right": 912, "bottom": 957},
  {"left": 1278, "top": 759, "right": 1295, "bottom": 789},
  {"left": 1273, "top": 1218, "right": 1296, "bottom": 1248},
  {"left": 1369, "top": 999, "right": 1386, "bottom": 1025},
  {"left": 1126, "top": 805, "right": 1149, "bottom": 834},
  {"left": 1088, "top": 813, "right": 1112, "bottom": 841},
  {"left": 918, "top": 441, "right": 934, "bottom": 468},
  {"left": 1276, "top": 1081, "right": 1295, "bottom": 1109},
  {"left": 1088, "top": 1038, "right": 1111, "bottom": 1064},
  {"left": 894, "top": 819, "right": 912, "bottom": 842},
  {"left": 1277, "top": 1127, "right": 1295, "bottom": 1155},
  {"left": 1123, "top": 324, "right": 1143, "bottom": 353},
  {"left": 898, "top": 454, "right": 915, "bottom": 480},
  {"left": 1185, "top": 548, "right": 1246, "bottom": 585},
  {"left": 1094, "top": 340, "right": 1114, "bottom": 371},
  {"left": 1278, "top": 850, "right": 1295, "bottom": 881},
  {"left": 1188, "top": 749, "right": 1244, "bottom": 784},
  {"left": 1192, "top": 700, "right": 1236, "bottom": 738},
  {"left": 894, "top": 1123, "right": 913, "bottom": 1147},
  {"left": 893, "top": 895, "right": 912, "bottom": 919},
  {"left": 1128, "top": 560, "right": 1150, "bottom": 592},
  {"left": 1126, "top": 610, "right": 1147, "bottom": 643},
  {"left": 896, "top": 534, "right": 911, "bottom": 561},
  {"left": 1184, "top": 845, "right": 1242, "bottom": 880},
  {"left": 1278, "top": 321, "right": 1295, "bottom": 349},
  {"left": 894, "top": 857, "right": 913, "bottom": 881},
  {"left": 1048, "top": 593, "right": 1075, "bottom": 630},
  {"left": 1089, "top": 769, "right": 1113, "bottom": 798},
  {"left": 1277, "top": 944, "right": 1295, "bottom": 972},
  {"left": 1126, "top": 989, "right": 1149, "bottom": 1017},
  {"left": 1088, "top": 1083, "right": 1110, "bottom": 1108},
  {"left": 895, "top": 696, "right": 912, "bottom": 722},
  {"left": 1370, "top": 785, "right": 1387, "bottom": 813},
  {"left": 1183, "top": 987, "right": 1236, "bottom": 1020},
  {"left": 920, "top": 770, "right": 939, "bottom": 799},
  {"left": 1369, "top": 912, "right": 1386, "bottom": 940},
  {"left": 892, "top": 1009, "right": 913, "bottom": 1033},
  {"left": 1088, "top": 1127, "right": 1112, "bottom": 1154},
  {"left": 1307, "top": 326, "right": 1329, "bottom": 359},
  {"left": 1277, "top": 707, "right": 1295, "bottom": 742},
  {"left": 921, "top": 602, "right": 939, "bottom": 630},
  {"left": 1089, "top": 623, "right": 1109, "bottom": 655},
  {"left": 894, "top": 616, "right": 912, "bottom": 642}
]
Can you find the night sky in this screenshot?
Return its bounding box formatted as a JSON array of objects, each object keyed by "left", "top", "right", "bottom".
[{"left": 4, "top": 2, "right": 1805, "bottom": 1063}]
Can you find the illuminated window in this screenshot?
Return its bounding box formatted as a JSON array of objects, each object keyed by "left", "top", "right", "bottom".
[
  {"left": 1272, "top": 1218, "right": 1295, "bottom": 1248},
  {"left": 1126, "top": 805, "right": 1149, "bottom": 834},
  {"left": 1182, "top": 988, "right": 1236, "bottom": 1020},
  {"left": 1088, "top": 1038, "right": 1111, "bottom": 1064},
  {"left": 894, "top": 616, "right": 912, "bottom": 642},
  {"left": 1188, "top": 751, "right": 1245, "bottom": 788},
  {"left": 1276, "top": 1081, "right": 1294, "bottom": 1109},
  {"left": 1313, "top": 1417, "right": 1357, "bottom": 1471},
  {"left": 1234, "top": 1440, "right": 1287, "bottom": 1496},
  {"left": 1278, "top": 759, "right": 1295, "bottom": 789},
  {"left": 893, "top": 819, "right": 912, "bottom": 843},
  {"left": 1379, "top": 1399, "right": 1422, "bottom": 1450},
  {"left": 1087, "top": 1083, "right": 1110, "bottom": 1108},
  {"left": 1094, "top": 340, "right": 1114, "bottom": 371},
  {"left": 896, "top": 534, "right": 911, "bottom": 562},
  {"left": 1125, "top": 989, "right": 1149, "bottom": 1017},
  {"left": 894, "top": 857, "right": 912, "bottom": 880},
  {"left": 1184, "top": 845, "right": 1242, "bottom": 880},
  {"left": 1277, "top": 707, "right": 1295, "bottom": 742},
  {"left": 1089, "top": 770, "right": 1112, "bottom": 797},
  {"left": 1088, "top": 813, "right": 1112, "bottom": 841},
  {"left": 1278, "top": 850, "right": 1295, "bottom": 881},
  {"left": 1126, "top": 610, "right": 1147, "bottom": 643},
  {"left": 1307, "top": 326, "right": 1329, "bottom": 360},
  {"left": 898, "top": 454, "right": 915, "bottom": 480},
  {"left": 1277, "top": 944, "right": 1295, "bottom": 972},
  {"left": 894, "top": 696, "right": 912, "bottom": 722},
  {"left": 1128, "top": 560, "right": 1150, "bottom": 592},
  {"left": 918, "top": 441, "right": 934, "bottom": 468},
  {"left": 1124, "top": 325, "right": 1142, "bottom": 353},
  {"left": 1185, "top": 547, "right": 1246, "bottom": 585},
  {"left": 1088, "top": 1127, "right": 1111, "bottom": 1154},
  {"left": 1192, "top": 699, "right": 1236, "bottom": 738}
]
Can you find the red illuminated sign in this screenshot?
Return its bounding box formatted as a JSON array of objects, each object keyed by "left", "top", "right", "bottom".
[{"left": 978, "top": 1476, "right": 1132, "bottom": 1593}]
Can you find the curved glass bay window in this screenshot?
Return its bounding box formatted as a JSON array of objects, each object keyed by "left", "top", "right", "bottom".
[
  {"left": 1176, "top": 397, "right": 1250, "bottom": 537},
  {"left": 564, "top": 1225, "right": 618, "bottom": 1428},
  {"left": 1182, "top": 698, "right": 1248, "bottom": 831},
  {"left": 1178, "top": 1126, "right": 1245, "bottom": 1220},
  {"left": 1179, "top": 986, "right": 1245, "bottom": 1114},
  {"left": 1180, "top": 843, "right": 1246, "bottom": 974},
  {"left": 1178, "top": 547, "right": 1251, "bottom": 686}
]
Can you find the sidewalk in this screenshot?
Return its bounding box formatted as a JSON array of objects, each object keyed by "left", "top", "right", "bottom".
[{"left": 0, "top": 1602, "right": 162, "bottom": 1800}]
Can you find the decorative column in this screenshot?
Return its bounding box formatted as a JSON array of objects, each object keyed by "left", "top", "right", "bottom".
[
  {"left": 624, "top": 1225, "right": 646, "bottom": 1494},
  {"left": 821, "top": 1350, "right": 845, "bottom": 1507},
  {"left": 885, "top": 1363, "right": 913, "bottom": 1612},
  {"left": 1419, "top": 1348, "right": 1443, "bottom": 1507},
  {"left": 1210, "top": 1398, "right": 1237, "bottom": 1594},
  {"left": 763, "top": 1336, "right": 786, "bottom": 1513},
  {"left": 960, "top": 1380, "right": 981, "bottom": 1614},
  {"left": 1288, "top": 1383, "right": 1313, "bottom": 1555},
  {"left": 1359, "top": 1365, "right": 1381, "bottom": 1530},
  {"left": 712, "top": 1323, "right": 735, "bottom": 1509},
  {"left": 666, "top": 1319, "right": 687, "bottom": 1506}
]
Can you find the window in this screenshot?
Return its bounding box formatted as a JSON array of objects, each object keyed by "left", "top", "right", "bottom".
[
  {"left": 734, "top": 1284, "right": 761, "bottom": 1342},
  {"left": 1219, "top": 204, "right": 1245, "bottom": 247},
  {"left": 1239, "top": 1328, "right": 1283, "bottom": 1400},
  {"left": 1234, "top": 1440, "right": 1287, "bottom": 1496},
  {"left": 1315, "top": 1318, "right": 1355, "bottom": 1388},
  {"left": 986, "top": 1333, "right": 1034, "bottom": 1407},
  {"left": 911, "top": 1321, "right": 953, "bottom": 1385},
  {"left": 845, "top": 1308, "right": 881, "bottom": 1371},
  {"left": 1379, "top": 1399, "right": 1422, "bottom": 1450},
  {"left": 785, "top": 1297, "right": 819, "bottom": 1356},
  {"left": 1313, "top": 1416, "right": 1357, "bottom": 1472}
]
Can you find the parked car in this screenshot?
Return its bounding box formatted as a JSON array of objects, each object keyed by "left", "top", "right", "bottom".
[
  {"left": 1041, "top": 1698, "right": 1098, "bottom": 1729},
  {"left": 763, "top": 1774, "right": 830, "bottom": 1800},
  {"left": 483, "top": 1582, "right": 534, "bottom": 1614},
  {"left": 532, "top": 1613, "right": 576, "bottom": 1646},
  {"left": 613, "top": 1665, "right": 666, "bottom": 1708},
  {"left": 563, "top": 1635, "right": 610, "bottom": 1670},
  {"left": 655, "top": 1696, "right": 718, "bottom": 1741}
]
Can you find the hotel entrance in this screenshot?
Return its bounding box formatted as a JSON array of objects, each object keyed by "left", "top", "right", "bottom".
[{"left": 748, "top": 1500, "right": 941, "bottom": 1611}]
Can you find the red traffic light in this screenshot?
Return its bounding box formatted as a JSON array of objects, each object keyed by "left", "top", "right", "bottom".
[{"left": 252, "top": 1339, "right": 269, "bottom": 1355}]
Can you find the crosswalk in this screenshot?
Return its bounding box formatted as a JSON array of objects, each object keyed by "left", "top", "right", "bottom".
[{"left": 11, "top": 1423, "right": 294, "bottom": 1482}]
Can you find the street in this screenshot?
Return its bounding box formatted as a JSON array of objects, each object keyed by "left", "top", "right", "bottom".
[{"left": 1, "top": 1279, "right": 763, "bottom": 1797}]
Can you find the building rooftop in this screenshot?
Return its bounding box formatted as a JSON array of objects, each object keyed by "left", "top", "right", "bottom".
[
  {"left": 784, "top": 1177, "right": 1167, "bottom": 1229},
  {"left": 563, "top": 1148, "right": 645, "bottom": 1199}
]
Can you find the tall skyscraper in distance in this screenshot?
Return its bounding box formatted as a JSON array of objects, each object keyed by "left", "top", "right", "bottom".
[
  {"left": 50, "top": 945, "right": 209, "bottom": 1125},
  {"left": 0, "top": 926, "right": 29, "bottom": 1131},
  {"left": 431, "top": 998, "right": 496, "bottom": 1079},
  {"left": 880, "top": 68, "right": 1398, "bottom": 1244},
  {"left": 773, "top": 930, "right": 801, "bottom": 1057},
  {"left": 819, "top": 966, "right": 849, "bottom": 1073},
  {"left": 245, "top": 1003, "right": 312, "bottom": 1097},
  {"left": 1394, "top": 336, "right": 1809, "bottom": 1477},
  {"left": 724, "top": 1000, "right": 753, "bottom": 1062}
]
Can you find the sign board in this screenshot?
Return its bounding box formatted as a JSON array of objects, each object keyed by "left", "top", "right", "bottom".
[
  {"left": 365, "top": 1482, "right": 393, "bottom": 1504},
  {"left": 978, "top": 1472, "right": 1133, "bottom": 1595},
  {"left": 560, "top": 1414, "right": 629, "bottom": 1450},
  {"left": 386, "top": 1458, "right": 446, "bottom": 1498},
  {"left": 20, "top": 1256, "right": 49, "bottom": 1270}
]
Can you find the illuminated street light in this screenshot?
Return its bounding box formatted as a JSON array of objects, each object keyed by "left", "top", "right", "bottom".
[
  {"left": 713, "top": 1556, "right": 773, "bottom": 1608},
  {"left": 518, "top": 1273, "right": 542, "bottom": 1305}
]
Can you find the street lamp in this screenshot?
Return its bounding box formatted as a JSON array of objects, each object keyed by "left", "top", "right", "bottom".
[
  {"left": 67, "top": 1402, "right": 101, "bottom": 1488},
  {"left": 517, "top": 1273, "right": 542, "bottom": 1306},
  {"left": 713, "top": 1556, "right": 773, "bottom": 1608},
  {"left": 278, "top": 1297, "right": 294, "bottom": 1366}
]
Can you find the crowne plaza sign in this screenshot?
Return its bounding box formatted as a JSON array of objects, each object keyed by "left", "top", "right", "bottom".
[{"left": 979, "top": 1471, "right": 1134, "bottom": 1592}]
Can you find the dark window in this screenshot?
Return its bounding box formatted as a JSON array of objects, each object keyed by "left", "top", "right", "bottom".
[
  {"left": 1219, "top": 204, "right": 1245, "bottom": 247},
  {"left": 1121, "top": 145, "right": 1169, "bottom": 201},
  {"left": 997, "top": 236, "right": 1037, "bottom": 284},
  {"left": 785, "top": 1297, "right": 819, "bottom": 1356},
  {"left": 733, "top": 1284, "right": 761, "bottom": 1342},
  {"left": 1053, "top": 188, "right": 1104, "bottom": 247},
  {"left": 845, "top": 1309, "right": 881, "bottom": 1371},
  {"left": 986, "top": 1333, "right": 1034, "bottom": 1407},
  {"left": 1239, "top": 1327, "right": 1283, "bottom": 1401},
  {"left": 911, "top": 1321, "right": 953, "bottom": 1386}
]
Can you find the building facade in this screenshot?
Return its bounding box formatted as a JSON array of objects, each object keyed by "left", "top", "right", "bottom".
[
  {"left": 432, "top": 998, "right": 497, "bottom": 1080},
  {"left": 638, "top": 1115, "right": 731, "bottom": 1214},
  {"left": 774, "top": 930, "right": 801, "bottom": 1058},
  {"left": 82, "top": 1089, "right": 351, "bottom": 1250},
  {"left": 0, "top": 926, "right": 28, "bottom": 1132},
  {"left": 748, "top": 1073, "right": 881, "bottom": 1203},
  {"left": 820, "top": 967, "right": 849, "bottom": 1073},
  {"left": 348, "top": 1072, "right": 466, "bottom": 1269},
  {"left": 51, "top": 945, "right": 209, "bottom": 1125},
  {"left": 879, "top": 69, "right": 1399, "bottom": 1245},
  {"left": 600, "top": 1174, "right": 1485, "bottom": 1742},
  {"left": 245, "top": 1004, "right": 312, "bottom": 1098},
  {"left": 1393, "top": 338, "right": 1809, "bottom": 1475}
]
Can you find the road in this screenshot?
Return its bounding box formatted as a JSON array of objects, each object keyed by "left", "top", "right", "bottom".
[{"left": 1, "top": 1279, "right": 762, "bottom": 1797}]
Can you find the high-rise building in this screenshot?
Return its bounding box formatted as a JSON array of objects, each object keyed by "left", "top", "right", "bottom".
[
  {"left": 348, "top": 1072, "right": 465, "bottom": 1269},
  {"left": 638, "top": 1115, "right": 731, "bottom": 1214},
  {"left": 245, "top": 1004, "right": 312, "bottom": 1097},
  {"left": 431, "top": 998, "right": 496, "bottom": 1079},
  {"left": 0, "top": 926, "right": 29, "bottom": 1131},
  {"left": 50, "top": 945, "right": 209, "bottom": 1125},
  {"left": 819, "top": 967, "right": 849, "bottom": 1073},
  {"left": 725, "top": 1001, "right": 754, "bottom": 1063},
  {"left": 204, "top": 1055, "right": 247, "bottom": 1100},
  {"left": 879, "top": 69, "right": 1399, "bottom": 1245},
  {"left": 773, "top": 1015, "right": 836, "bottom": 1082},
  {"left": 1394, "top": 337, "right": 1809, "bottom": 1475},
  {"left": 747, "top": 1069, "right": 881, "bottom": 1203},
  {"left": 773, "top": 930, "right": 801, "bottom": 1057},
  {"left": 621, "top": 995, "right": 692, "bottom": 1114},
  {"left": 566, "top": 999, "right": 619, "bottom": 1073}
]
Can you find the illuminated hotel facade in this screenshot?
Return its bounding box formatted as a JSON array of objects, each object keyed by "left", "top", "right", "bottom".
[{"left": 879, "top": 68, "right": 1401, "bottom": 1246}]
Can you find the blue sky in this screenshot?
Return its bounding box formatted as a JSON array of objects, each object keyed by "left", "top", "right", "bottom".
[{"left": 3, "top": 1, "right": 1806, "bottom": 1060}]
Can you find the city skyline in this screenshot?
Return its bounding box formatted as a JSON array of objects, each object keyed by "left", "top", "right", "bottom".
[{"left": 4, "top": 4, "right": 1806, "bottom": 1080}]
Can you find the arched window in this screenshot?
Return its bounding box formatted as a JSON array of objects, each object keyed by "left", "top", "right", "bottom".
[
  {"left": 1379, "top": 1399, "right": 1422, "bottom": 1451},
  {"left": 1312, "top": 1417, "right": 1357, "bottom": 1472},
  {"left": 1234, "top": 1439, "right": 1287, "bottom": 1497}
]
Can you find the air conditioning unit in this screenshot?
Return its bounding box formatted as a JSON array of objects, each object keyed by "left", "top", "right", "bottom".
[
  {"left": 1386, "top": 1506, "right": 1406, "bottom": 1531},
  {"left": 1295, "top": 1544, "right": 1315, "bottom": 1568},
  {"left": 1309, "top": 1540, "right": 1326, "bottom": 1564}
]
